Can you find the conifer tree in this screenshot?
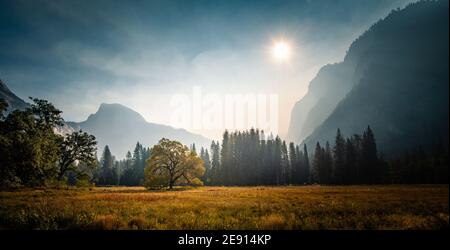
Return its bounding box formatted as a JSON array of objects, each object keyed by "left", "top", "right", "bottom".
[
  {"left": 323, "top": 142, "right": 333, "bottom": 184},
  {"left": 289, "top": 142, "right": 297, "bottom": 183},
  {"left": 281, "top": 141, "right": 289, "bottom": 184},
  {"left": 210, "top": 141, "right": 220, "bottom": 185},
  {"left": 345, "top": 138, "right": 357, "bottom": 184},
  {"left": 274, "top": 136, "right": 283, "bottom": 185},
  {"left": 333, "top": 129, "right": 346, "bottom": 184},
  {"left": 361, "top": 126, "right": 379, "bottom": 184},
  {"left": 303, "top": 144, "right": 310, "bottom": 184},
  {"left": 312, "top": 142, "right": 323, "bottom": 183},
  {"left": 220, "top": 131, "right": 231, "bottom": 185},
  {"left": 120, "top": 151, "right": 135, "bottom": 185},
  {"left": 99, "top": 145, "right": 115, "bottom": 185}
]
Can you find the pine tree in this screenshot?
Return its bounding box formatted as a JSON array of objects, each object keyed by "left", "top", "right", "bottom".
[
  {"left": 120, "top": 151, "right": 134, "bottom": 185},
  {"left": 200, "top": 147, "right": 205, "bottom": 160},
  {"left": 361, "top": 126, "right": 379, "bottom": 184},
  {"left": 99, "top": 145, "right": 115, "bottom": 185},
  {"left": 274, "top": 136, "right": 283, "bottom": 185},
  {"left": 281, "top": 141, "right": 289, "bottom": 184},
  {"left": 220, "top": 131, "right": 231, "bottom": 185},
  {"left": 113, "top": 161, "right": 120, "bottom": 185},
  {"left": 200, "top": 147, "right": 212, "bottom": 185},
  {"left": 126, "top": 151, "right": 132, "bottom": 168},
  {"left": 210, "top": 141, "right": 220, "bottom": 185},
  {"left": 303, "top": 144, "right": 310, "bottom": 184},
  {"left": 350, "top": 134, "right": 363, "bottom": 183},
  {"left": 131, "top": 142, "right": 144, "bottom": 185},
  {"left": 288, "top": 142, "right": 297, "bottom": 184},
  {"left": 204, "top": 149, "right": 211, "bottom": 171},
  {"left": 323, "top": 142, "right": 333, "bottom": 184},
  {"left": 260, "top": 137, "right": 268, "bottom": 184},
  {"left": 249, "top": 128, "right": 261, "bottom": 185},
  {"left": 333, "top": 129, "right": 346, "bottom": 184},
  {"left": 345, "top": 138, "right": 357, "bottom": 184},
  {"left": 312, "top": 142, "right": 323, "bottom": 184}
]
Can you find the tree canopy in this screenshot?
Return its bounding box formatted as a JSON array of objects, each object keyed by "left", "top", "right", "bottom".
[
  {"left": 144, "top": 138, "right": 205, "bottom": 189},
  {"left": 0, "top": 98, "right": 97, "bottom": 188},
  {"left": 58, "top": 130, "right": 97, "bottom": 180}
]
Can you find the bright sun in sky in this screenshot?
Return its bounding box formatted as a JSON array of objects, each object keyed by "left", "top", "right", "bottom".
[{"left": 272, "top": 41, "right": 291, "bottom": 62}]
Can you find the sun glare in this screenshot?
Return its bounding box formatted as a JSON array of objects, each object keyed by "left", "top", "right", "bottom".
[{"left": 272, "top": 41, "right": 291, "bottom": 62}]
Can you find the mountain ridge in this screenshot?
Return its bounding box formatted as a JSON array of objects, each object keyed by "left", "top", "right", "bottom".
[
  {"left": 68, "top": 102, "right": 212, "bottom": 158},
  {"left": 1, "top": 80, "right": 212, "bottom": 158}
]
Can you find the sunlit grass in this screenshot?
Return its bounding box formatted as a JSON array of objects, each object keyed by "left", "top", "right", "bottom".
[{"left": 0, "top": 185, "right": 448, "bottom": 229}]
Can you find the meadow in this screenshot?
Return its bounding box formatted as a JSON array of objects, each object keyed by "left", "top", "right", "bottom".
[{"left": 0, "top": 185, "right": 448, "bottom": 230}]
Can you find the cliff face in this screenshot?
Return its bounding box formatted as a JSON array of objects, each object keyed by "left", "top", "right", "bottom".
[
  {"left": 287, "top": 62, "right": 357, "bottom": 143},
  {"left": 301, "top": 0, "right": 449, "bottom": 155}
]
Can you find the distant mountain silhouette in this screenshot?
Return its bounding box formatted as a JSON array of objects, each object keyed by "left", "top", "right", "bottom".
[
  {"left": 1, "top": 80, "right": 212, "bottom": 158},
  {"left": 289, "top": 0, "right": 449, "bottom": 155},
  {"left": 68, "top": 103, "right": 212, "bottom": 158},
  {"left": 0, "top": 79, "right": 29, "bottom": 113}
]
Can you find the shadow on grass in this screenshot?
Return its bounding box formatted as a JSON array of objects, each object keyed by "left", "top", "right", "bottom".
[
  {"left": 144, "top": 186, "right": 197, "bottom": 192},
  {"left": 94, "top": 186, "right": 198, "bottom": 194}
]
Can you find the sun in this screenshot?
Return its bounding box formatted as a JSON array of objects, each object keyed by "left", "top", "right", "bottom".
[{"left": 272, "top": 41, "right": 291, "bottom": 62}]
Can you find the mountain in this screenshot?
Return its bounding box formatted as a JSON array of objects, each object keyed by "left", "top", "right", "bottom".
[
  {"left": 1, "top": 79, "right": 75, "bottom": 135},
  {"left": 0, "top": 79, "right": 29, "bottom": 113},
  {"left": 67, "top": 103, "right": 212, "bottom": 158},
  {"left": 290, "top": 0, "right": 449, "bottom": 155},
  {"left": 287, "top": 62, "right": 359, "bottom": 143},
  {"left": 1, "top": 80, "right": 211, "bottom": 157}
]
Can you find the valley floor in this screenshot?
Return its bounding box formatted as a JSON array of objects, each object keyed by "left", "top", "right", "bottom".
[{"left": 0, "top": 185, "right": 448, "bottom": 230}]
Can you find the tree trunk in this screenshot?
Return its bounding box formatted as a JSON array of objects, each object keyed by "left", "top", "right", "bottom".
[
  {"left": 169, "top": 173, "right": 174, "bottom": 189},
  {"left": 58, "top": 166, "right": 66, "bottom": 180}
]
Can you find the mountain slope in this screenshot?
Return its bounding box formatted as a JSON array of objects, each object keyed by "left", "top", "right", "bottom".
[
  {"left": 0, "top": 79, "right": 29, "bottom": 112},
  {"left": 1, "top": 79, "right": 75, "bottom": 135},
  {"left": 286, "top": 29, "right": 373, "bottom": 143},
  {"left": 287, "top": 62, "right": 358, "bottom": 143},
  {"left": 68, "top": 103, "right": 212, "bottom": 158},
  {"left": 302, "top": 0, "right": 449, "bottom": 155}
]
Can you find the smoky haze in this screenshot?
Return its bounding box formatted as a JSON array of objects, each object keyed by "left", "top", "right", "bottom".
[{"left": 0, "top": 0, "right": 417, "bottom": 140}]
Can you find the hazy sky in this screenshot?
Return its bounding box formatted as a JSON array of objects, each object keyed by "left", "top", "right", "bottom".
[{"left": 0, "top": 0, "right": 416, "bottom": 139}]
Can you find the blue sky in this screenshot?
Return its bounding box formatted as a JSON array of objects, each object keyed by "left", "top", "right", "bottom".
[{"left": 0, "top": 0, "right": 415, "bottom": 139}]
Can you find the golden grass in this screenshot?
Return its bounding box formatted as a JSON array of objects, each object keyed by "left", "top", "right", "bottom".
[{"left": 0, "top": 185, "right": 448, "bottom": 230}]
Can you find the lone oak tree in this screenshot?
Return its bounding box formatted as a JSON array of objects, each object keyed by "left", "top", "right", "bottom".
[{"left": 144, "top": 138, "right": 205, "bottom": 189}]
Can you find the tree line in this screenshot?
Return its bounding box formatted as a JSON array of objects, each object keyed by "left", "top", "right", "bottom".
[
  {"left": 93, "top": 142, "right": 150, "bottom": 186},
  {"left": 94, "top": 127, "right": 448, "bottom": 187},
  {"left": 385, "top": 139, "right": 448, "bottom": 184},
  {"left": 2, "top": 97, "right": 447, "bottom": 189},
  {"left": 198, "top": 127, "right": 448, "bottom": 186},
  {"left": 311, "top": 127, "right": 380, "bottom": 185},
  {"left": 199, "top": 129, "right": 310, "bottom": 186}
]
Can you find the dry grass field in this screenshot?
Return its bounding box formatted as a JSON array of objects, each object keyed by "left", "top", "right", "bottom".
[{"left": 0, "top": 185, "right": 448, "bottom": 230}]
